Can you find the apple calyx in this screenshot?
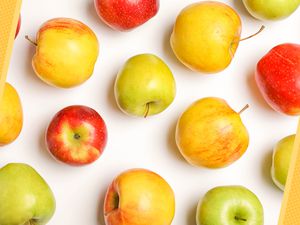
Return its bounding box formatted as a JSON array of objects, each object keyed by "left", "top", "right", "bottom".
[
  {"left": 105, "top": 191, "right": 120, "bottom": 216},
  {"left": 235, "top": 216, "right": 247, "bottom": 222},
  {"left": 25, "top": 35, "right": 37, "bottom": 46},
  {"left": 74, "top": 133, "right": 81, "bottom": 140},
  {"left": 239, "top": 25, "right": 265, "bottom": 42},
  {"left": 238, "top": 104, "right": 250, "bottom": 115},
  {"left": 24, "top": 220, "right": 34, "bottom": 225}
]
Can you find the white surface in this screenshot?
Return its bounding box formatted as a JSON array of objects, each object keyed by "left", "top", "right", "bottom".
[{"left": 2, "top": 0, "right": 300, "bottom": 224}]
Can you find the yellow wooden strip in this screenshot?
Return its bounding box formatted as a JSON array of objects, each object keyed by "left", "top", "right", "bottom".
[
  {"left": 0, "top": 0, "right": 22, "bottom": 101},
  {"left": 278, "top": 118, "right": 300, "bottom": 225}
]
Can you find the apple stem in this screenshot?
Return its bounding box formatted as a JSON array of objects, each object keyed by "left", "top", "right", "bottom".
[
  {"left": 25, "top": 35, "right": 37, "bottom": 46},
  {"left": 238, "top": 104, "right": 250, "bottom": 115},
  {"left": 24, "top": 221, "right": 33, "bottom": 225},
  {"left": 144, "top": 103, "right": 150, "bottom": 118},
  {"left": 239, "top": 25, "right": 265, "bottom": 42},
  {"left": 235, "top": 216, "right": 247, "bottom": 222}
]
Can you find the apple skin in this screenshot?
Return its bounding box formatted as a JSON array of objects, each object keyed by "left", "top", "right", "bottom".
[
  {"left": 242, "top": 0, "right": 300, "bottom": 21},
  {"left": 114, "top": 54, "right": 176, "bottom": 117},
  {"left": 31, "top": 18, "right": 99, "bottom": 88},
  {"left": 175, "top": 97, "right": 249, "bottom": 168},
  {"left": 255, "top": 43, "right": 300, "bottom": 115},
  {"left": 15, "top": 16, "right": 21, "bottom": 38},
  {"left": 271, "top": 135, "right": 295, "bottom": 191},
  {"left": 0, "top": 83, "right": 23, "bottom": 146},
  {"left": 0, "top": 163, "right": 56, "bottom": 225},
  {"left": 104, "top": 169, "right": 175, "bottom": 225},
  {"left": 94, "top": 0, "right": 159, "bottom": 31},
  {"left": 46, "top": 105, "right": 107, "bottom": 166},
  {"left": 197, "top": 186, "right": 264, "bottom": 225},
  {"left": 170, "top": 1, "right": 242, "bottom": 73}
]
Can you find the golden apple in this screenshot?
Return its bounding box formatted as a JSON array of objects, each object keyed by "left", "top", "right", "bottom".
[
  {"left": 0, "top": 83, "right": 23, "bottom": 146},
  {"left": 170, "top": 1, "right": 241, "bottom": 73},
  {"left": 104, "top": 169, "right": 175, "bottom": 225},
  {"left": 29, "top": 18, "right": 99, "bottom": 88},
  {"left": 176, "top": 97, "right": 249, "bottom": 168}
]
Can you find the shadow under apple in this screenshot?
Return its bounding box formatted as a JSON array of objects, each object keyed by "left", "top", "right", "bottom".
[
  {"left": 247, "top": 71, "right": 275, "bottom": 113},
  {"left": 97, "top": 187, "right": 107, "bottom": 225},
  {"left": 167, "top": 119, "right": 189, "bottom": 164},
  {"left": 186, "top": 202, "right": 198, "bottom": 225},
  {"left": 261, "top": 149, "right": 276, "bottom": 188}
]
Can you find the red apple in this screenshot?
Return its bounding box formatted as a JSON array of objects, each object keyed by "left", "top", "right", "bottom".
[
  {"left": 255, "top": 43, "right": 300, "bottom": 115},
  {"left": 46, "top": 105, "right": 107, "bottom": 166},
  {"left": 94, "top": 0, "right": 159, "bottom": 31},
  {"left": 15, "top": 16, "right": 21, "bottom": 38}
]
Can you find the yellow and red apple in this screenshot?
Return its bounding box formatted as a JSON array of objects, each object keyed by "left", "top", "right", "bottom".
[
  {"left": 104, "top": 169, "right": 175, "bottom": 225},
  {"left": 176, "top": 97, "right": 249, "bottom": 168},
  {"left": 28, "top": 18, "right": 99, "bottom": 88},
  {"left": 46, "top": 105, "right": 107, "bottom": 166}
]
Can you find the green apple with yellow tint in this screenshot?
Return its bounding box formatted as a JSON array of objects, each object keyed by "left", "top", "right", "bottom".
[
  {"left": 271, "top": 134, "right": 295, "bottom": 191},
  {"left": 197, "top": 186, "right": 264, "bottom": 225},
  {"left": 27, "top": 18, "right": 99, "bottom": 88},
  {"left": 0, "top": 163, "right": 55, "bottom": 225},
  {"left": 242, "top": 0, "right": 300, "bottom": 21},
  {"left": 176, "top": 97, "right": 249, "bottom": 168},
  {"left": 114, "top": 54, "right": 176, "bottom": 117}
]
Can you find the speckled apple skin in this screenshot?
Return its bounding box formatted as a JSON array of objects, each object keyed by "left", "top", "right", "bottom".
[
  {"left": 255, "top": 43, "right": 300, "bottom": 115},
  {"left": 94, "top": 0, "right": 159, "bottom": 31}
]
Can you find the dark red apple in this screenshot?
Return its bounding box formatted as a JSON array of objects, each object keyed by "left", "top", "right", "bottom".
[
  {"left": 94, "top": 0, "right": 159, "bottom": 31},
  {"left": 46, "top": 105, "right": 108, "bottom": 166},
  {"left": 15, "top": 16, "right": 21, "bottom": 38},
  {"left": 255, "top": 43, "right": 300, "bottom": 115}
]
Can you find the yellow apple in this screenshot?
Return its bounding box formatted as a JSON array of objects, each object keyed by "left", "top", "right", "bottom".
[
  {"left": 0, "top": 83, "right": 23, "bottom": 146},
  {"left": 104, "top": 169, "right": 175, "bottom": 225},
  {"left": 29, "top": 18, "right": 99, "bottom": 88},
  {"left": 175, "top": 97, "right": 249, "bottom": 168},
  {"left": 170, "top": 1, "right": 241, "bottom": 73}
]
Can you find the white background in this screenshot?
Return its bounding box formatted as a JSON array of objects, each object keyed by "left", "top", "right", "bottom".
[{"left": 2, "top": 0, "right": 300, "bottom": 224}]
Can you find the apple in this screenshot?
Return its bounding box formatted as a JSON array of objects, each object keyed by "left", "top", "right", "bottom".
[
  {"left": 104, "top": 168, "right": 175, "bottom": 225},
  {"left": 242, "top": 0, "right": 300, "bottom": 21},
  {"left": 197, "top": 186, "right": 264, "bottom": 225},
  {"left": 271, "top": 135, "right": 295, "bottom": 191},
  {"left": 27, "top": 18, "right": 99, "bottom": 88},
  {"left": 255, "top": 43, "right": 300, "bottom": 115},
  {"left": 170, "top": 1, "right": 264, "bottom": 73},
  {"left": 94, "top": 0, "right": 159, "bottom": 31},
  {"left": 0, "top": 163, "right": 56, "bottom": 225},
  {"left": 114, "top": 54, "right": 176, "bottom": 117},
  {"left": 0, "top": 83, "right": 23, "bottom": 146},
  {"left": 176, "top": 97, "right": 249, "bottom": 168},
  {"left": 46, "top": 105, "right": 107, "bottom": 166},
  {"left": 15, "top": 16, "right": 21, "bottom": 38}
]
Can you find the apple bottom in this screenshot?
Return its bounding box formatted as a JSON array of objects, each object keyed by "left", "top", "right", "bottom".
[{"left": 46, "top": 105, "right": 107, "bottom": 166}]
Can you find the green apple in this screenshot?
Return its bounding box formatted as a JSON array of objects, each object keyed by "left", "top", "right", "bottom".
[
  {"left": 242, "top": 0, "right": 300, "bottom": 21},
  {"left": 271, "top": 135, "right": 295, "bottom": 191},
  {"left": 114, "top": 54, "right": 176, "bottom": 117},
  {"left": 197, "top": 186, "right": 264, "bottom": 225},
  {"left": 0, "top": 163, "right": 56, "bottom": 225}
]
